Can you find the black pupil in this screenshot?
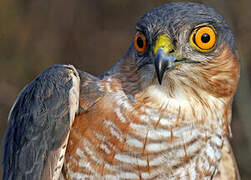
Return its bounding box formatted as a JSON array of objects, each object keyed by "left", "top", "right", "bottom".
[
  {"left": 201, "top": 33, "right": 210, "bottom": 43},
  {"left": 137, "top": 37, "right": 144, "bottom": 48}
]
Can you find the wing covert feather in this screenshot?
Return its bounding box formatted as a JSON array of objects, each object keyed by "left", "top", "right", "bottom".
[
  {"left": 77, "top": 70, "right": 105, "bottom": 111},
  {"left": 3, "top": 65, "right": 80, "bottom": 180}
]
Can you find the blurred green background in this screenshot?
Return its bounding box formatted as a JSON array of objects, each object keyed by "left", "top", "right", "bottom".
[{"left": 0, "top": 0, "right": 250, "bottom": 178}]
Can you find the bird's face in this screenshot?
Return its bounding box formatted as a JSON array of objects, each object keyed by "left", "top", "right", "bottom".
[{"left": 129, "top": 2, "right": 240, "bottom": 98}]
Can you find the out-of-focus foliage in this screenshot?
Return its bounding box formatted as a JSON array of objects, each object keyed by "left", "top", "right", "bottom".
[{"left": 0, "top": 0, "right": 250, "bottom": 178}]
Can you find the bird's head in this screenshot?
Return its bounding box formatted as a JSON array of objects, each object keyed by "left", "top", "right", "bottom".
[{"left": 116, "top": 2, "right": 240, "bottom": 101}]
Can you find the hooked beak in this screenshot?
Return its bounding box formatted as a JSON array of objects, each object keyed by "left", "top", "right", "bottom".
[
  {"left": 153, "top": 34, "right": 180, "bottom": 85},
  {"left": 153, "top": 34, "right": 199, "bottom": 84},
  {"left": 154, "top": 48, "right": 177, "bottom": 84}
]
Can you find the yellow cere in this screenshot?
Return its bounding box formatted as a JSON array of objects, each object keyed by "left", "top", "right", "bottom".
[{"left": 154, "top": 34, "right": 175, "bottom": 55}]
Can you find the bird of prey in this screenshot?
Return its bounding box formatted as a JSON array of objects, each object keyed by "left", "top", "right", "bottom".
[{"left": 3, "top": 2, "right": 240, "bottom": 180}]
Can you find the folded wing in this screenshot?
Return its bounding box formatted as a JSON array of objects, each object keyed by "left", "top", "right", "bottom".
[{"left": 3, "top": 65, "right": 80, "bottom": 180}]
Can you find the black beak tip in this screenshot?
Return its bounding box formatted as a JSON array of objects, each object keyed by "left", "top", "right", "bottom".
[
  {"left": 154, "top": 49, "right": 169, "bottom": 85},
  {"left": 158, "top": 79, "right": 162, "bottom": 85},
  {"left": 156, "top": 71, "right": 163, "bottom": 85},
  {"left": 154, "top": 48, "right": 177, "bottom": 85}
]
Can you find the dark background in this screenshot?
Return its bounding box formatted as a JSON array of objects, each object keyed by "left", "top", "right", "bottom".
[{"left": 0, "top": 0, "right": 250, "bottom": 178}]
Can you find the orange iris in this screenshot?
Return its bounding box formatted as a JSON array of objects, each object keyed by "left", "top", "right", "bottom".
[
  {"left": 134, "top": 32, "right": 147, "bottom": 53},
  {"left": 191, "top": 26, "right": 216, "bottom": 52}
]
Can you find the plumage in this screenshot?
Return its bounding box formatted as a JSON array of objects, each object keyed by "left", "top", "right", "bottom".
[
  {"left": 3, "top": 65, "right": 80, "bottom": 179},
  {"left": 3, "top": 2, "right": 240, "bottom": 180}
]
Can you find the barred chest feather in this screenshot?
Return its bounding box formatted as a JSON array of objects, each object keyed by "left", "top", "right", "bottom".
[{"left": 63, "top": 79, "right": 230, "bottom": 180}]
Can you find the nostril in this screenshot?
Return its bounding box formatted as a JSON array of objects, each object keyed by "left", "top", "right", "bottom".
[{"left": 169, "top": 49, "right": 175, "bottom": 53}]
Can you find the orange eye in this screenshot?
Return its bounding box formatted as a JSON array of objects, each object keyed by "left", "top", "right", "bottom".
[
  {"left": 190, "top": 26, "right": 216, "bottom": 52},
  {"left": 134, "top": 32, "right": 147, "bottom": 53}
]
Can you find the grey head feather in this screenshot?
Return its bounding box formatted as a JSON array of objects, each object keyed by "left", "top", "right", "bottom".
[{"left": 136, "top": 2, "right": 235, "bottom": 53}]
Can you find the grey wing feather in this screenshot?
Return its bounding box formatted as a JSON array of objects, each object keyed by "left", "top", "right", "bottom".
[{"left": 3, "top": 65, "right": 80, "bottom": 180}]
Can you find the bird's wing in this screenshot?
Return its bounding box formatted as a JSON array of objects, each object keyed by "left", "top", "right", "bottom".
[
  {"left": 2, "top": 65, "right": 102, "bottom": 180},
  {"left": 215, "top": 138, "right": 240, "bottom": 180}
]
